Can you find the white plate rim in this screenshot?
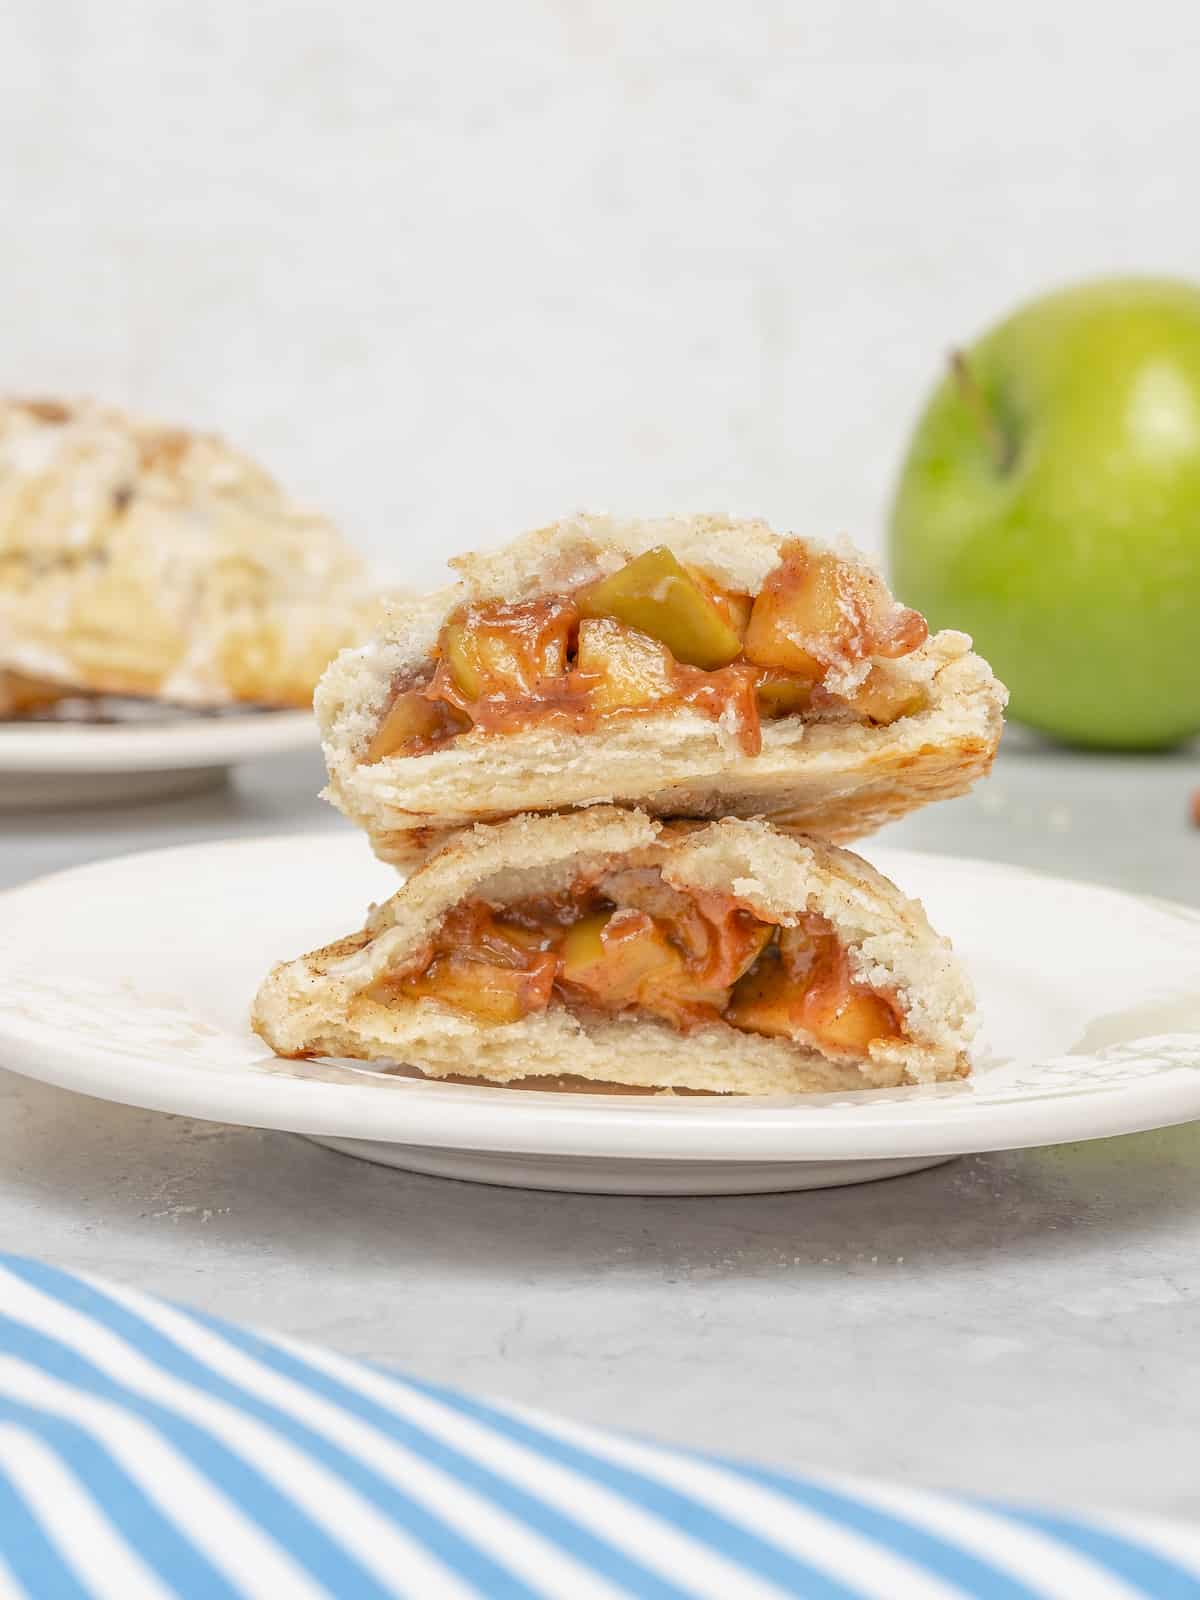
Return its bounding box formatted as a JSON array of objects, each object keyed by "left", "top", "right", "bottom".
[
  {"left": 0, "top": 835, "right": 1197, "bottom": 1162},
  {"left": 0, "top": 710, "right": 317, "bottom": 772}
]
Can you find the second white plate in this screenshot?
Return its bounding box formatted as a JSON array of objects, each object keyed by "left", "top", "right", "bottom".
[
  {"left": 0, "top": 710, "right": 317, "bottom": 809},
  {"left": 0, "top": 835, "right": 1197, "bottom": 1193}
]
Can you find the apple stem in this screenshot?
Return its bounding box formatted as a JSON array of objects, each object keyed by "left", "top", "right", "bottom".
[{"left": 949, "top": 349, "right": 1014, "bottom": 472}]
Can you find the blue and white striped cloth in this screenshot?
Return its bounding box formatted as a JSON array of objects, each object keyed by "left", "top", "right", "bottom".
[{"left": 0, "top": 1254, "right": 1194, "bottom": 1599}]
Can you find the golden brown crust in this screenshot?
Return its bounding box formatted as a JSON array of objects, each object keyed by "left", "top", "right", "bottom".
[
  {"left": 0, "top": 669, "right": 70, "bottom": 717},
  {"left": 0, "top": 396, "right": 378, "bottom": 709},
  {"left": 251, "top": 809, "right": 975, "bottom": 1094},
  {"left": 316, "top": 513, "right": 1006, "bottom": 860}
]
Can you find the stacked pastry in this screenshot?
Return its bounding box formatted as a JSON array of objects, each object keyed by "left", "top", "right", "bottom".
[
  {"left": 253, "top": 514, "right": 1007, "bottom": 1095},
  {"left": 0, "top": 397, "right": 377, "bottom": 714}
]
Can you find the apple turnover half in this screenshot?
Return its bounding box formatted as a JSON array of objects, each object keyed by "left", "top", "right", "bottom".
[
  {"left": 0, "top": 396, "right": 377, "bottom": 711},
  {"left": 318, "top": 514, "right": 1006, "bottom": 864},
  {"left": 252, "top": 808, "right": 974, "bottom": 1095}
]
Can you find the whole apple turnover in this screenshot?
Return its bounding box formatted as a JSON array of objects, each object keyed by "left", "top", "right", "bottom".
[
  {"left": 252, "top": 808, "right": 975, "bottom": 1094},
  {"left": 0, "top": 396, "right": 378, "bottom": 711},
  {"left": 317, "top": 513, "right": 1007, "bottom": 863}
]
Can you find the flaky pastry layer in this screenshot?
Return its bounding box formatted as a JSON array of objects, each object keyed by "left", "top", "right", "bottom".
[{"left": 0, "top": 396, "right": 378, "bottom": 709}]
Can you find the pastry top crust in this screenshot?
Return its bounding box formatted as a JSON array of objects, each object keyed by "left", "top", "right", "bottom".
[
  {"left": 252, "top": 808, "right": 976, "bottom": 1088},
  {"left": 0, "top": 396, "right": 376, "bottom": 707}
]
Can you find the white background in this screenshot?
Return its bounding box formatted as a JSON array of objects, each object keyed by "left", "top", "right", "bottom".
[{"left": 3, "top": 2, "right": 1199, "bottom": 587}]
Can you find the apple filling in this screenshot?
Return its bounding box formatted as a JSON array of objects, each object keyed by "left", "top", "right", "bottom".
[
  {"left": 361, "top": 542, "right": 930, "bottom": 763},
  {"left": 363, "top": 868, "right": 904, "bottom": 1056}
]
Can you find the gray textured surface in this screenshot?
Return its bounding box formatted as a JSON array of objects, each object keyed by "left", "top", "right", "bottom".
[{"left": 1, "top": 735, "right": 1198, "bottom": 1516}]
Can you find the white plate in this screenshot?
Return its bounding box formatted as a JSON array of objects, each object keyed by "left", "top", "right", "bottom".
[
  {"left": 0, "top": 710, "right": 316, "bottom": 809},
  {"left": 0, "top": 835, "right": 1197, "bottom": 1194}
]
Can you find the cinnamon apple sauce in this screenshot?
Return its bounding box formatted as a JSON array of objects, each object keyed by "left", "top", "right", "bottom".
[
  {"left": 363, "top": 865, "right": 904, "bottom": 1056},
  {"left": 362, "top": 541, "right": 929, "bottom": 763}
]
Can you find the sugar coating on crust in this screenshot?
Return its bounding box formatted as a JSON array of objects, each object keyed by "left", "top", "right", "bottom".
[
  {"left": 315, "top": 512, "right": 1007, "bottom": 856},
  {"left": 252, "top": 809, "right": 975, "bottom": 1094},
  {"left": 0, "top": 396, "right": 378, "bottom": 707}
]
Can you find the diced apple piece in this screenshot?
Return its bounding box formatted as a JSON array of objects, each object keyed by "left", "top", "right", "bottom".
[
  {"left": 778, "top": 919, "right": 829, "bottom": 984},
  {"left": 843, "top": 667, "right": 928, "bottom": 725},
  {"left": 558, "top": 911, "right": 617, "bottom": 995},
  {"left": 729, "top": 925, "right": 901, "bottom": 1053},
  {"left": 574, "top": 617, "right": 675, "bottom": 712},
  {"left": 400, "top": 951, "right": 556, "bottom": 1025},
  {"left": 723, "top": 592, "right": 754, "bottom": 635},
  {"left": 867, "top": 592, "right": 929, "bottom": 660},
  {"left": 481, "top": 917, "right": 555, "bottom": 962},
  {"left": 742, "top": 546, "right": 850, "bottom": 677},
  {"left": 803, "top": 981, "right": 899, "bottom": 1052},
  {"left": 560, "top": 909, "right": 678, "bottom": 1000},
  {"left": 431, "top": 903, "right": 554, "bottom": 969},
  {"left": 407, "top": 956, "right": 526, "bottom": 1024},
  {"left": 707, "top": 913, "right": 775, "bottom": 988},
  {"left": 441, "top": 620, "right": 487, "bottom": 700},
  {"left": 440, "top": 598, "right": 576, "bottom": 702},
  {"left": 563, "top": 907, "right": 733, "bottom": 1029},
  {"left": 363, "top": 690, "right": 468, "bottom": 763},
  {"left": 578, "top": 547, "right": 743, "bottom": 669},
  {"left": 558, "top": 911, "right": 610, "bottom": 980},
  {"left": 755, "top": 669, "right": 814, "bottom": 719},
  {"left": 790, "top": 924, "right": 900, "bottom": 1051},
  {"left": 691, "top": 572, "right": 753, "bottom": 638},
  {"left": 679, "top": 894, "right": 775, "bottom": 989},
  {"left": 725, "top": 951, "right": 799, "bottom": 1038},
  {"left": 745, "top": 540, "right": 929, "bottom": 683}
]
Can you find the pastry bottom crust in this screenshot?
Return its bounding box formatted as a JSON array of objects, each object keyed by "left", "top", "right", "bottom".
[{"left": 265, "top": 999, "right": 968, "bottom": 1096}]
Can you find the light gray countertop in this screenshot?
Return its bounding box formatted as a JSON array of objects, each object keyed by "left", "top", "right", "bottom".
[{"left": 1, "top": 733, "right": 1198, "bottom": 1518}]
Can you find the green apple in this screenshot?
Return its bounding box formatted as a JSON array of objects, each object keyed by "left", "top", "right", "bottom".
[{"left": 888, "top": 277, "right": 1200, "bottom": 748}]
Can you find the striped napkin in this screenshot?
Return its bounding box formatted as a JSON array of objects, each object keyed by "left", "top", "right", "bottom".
[{"left": 0, "top": 1253, "right": 1194, "bottom": 1599}]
